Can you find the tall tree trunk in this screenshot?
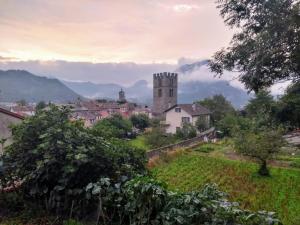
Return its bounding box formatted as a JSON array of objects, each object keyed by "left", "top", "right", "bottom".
[{"left": 258, "top": 160, "right": 270, "bottom": 176}]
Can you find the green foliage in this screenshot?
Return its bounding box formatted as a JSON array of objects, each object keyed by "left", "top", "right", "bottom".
[
  {"left": 35, "top": 101, "right": 47, "bottom": 112},
  {"left": 234, "top": 129, "right": 285, "bottom": 176},
  {"left": 130, "top": 113, "right": 150, "bottom": 131},
  {"left": 63, "top": 219, "right": 83, "bottom": 225},
  {"left": 92, "top": 113, "right": 133, "bottom": 139},
  {"left": 245, "top": 90, "right": 278, "bottom": 128},
  {"left": 128, "top": 135, "right": 150, "bottom": 151},
  {"left": 194, "top": 144, "right": 215, "bottom": 153},
  {"left": 195, "top": 116, "right": 209, "bottom": 132},
  {"left": 152, "top": 152, "right": 300, "bottom": 225},
  {"left": 217, "top": 114, "right": 253, "bottom": 137},
  {"left": 0, "top": 106, "right": 145, "bottom": 216},
  {"left": 144, "top": 128, "right": 176, "bottom": 149},
  {"left": 277, "top": 81, "right": 300, "bottom": 128},
  {"left": 150, "top": 118, "right": 161, "bottom": 128},
  {"left": 197, "top": 95, "right": 236, "bottom": 124},
  {"left": 210, "top": 0, "right": 300, "bottom": 92},
  {"left": 84, "top": 176, "right": 281, "bottom": 225},
  {"left": 175, "top": 123, "right": 197, "bottom": 140}
]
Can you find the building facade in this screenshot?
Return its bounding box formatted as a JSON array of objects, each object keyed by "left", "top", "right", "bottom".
[
  {"left": 0, "top": 107, "right": 24, "bottom": 154},
  {"left": 164, "top": 104, "right": 211, "bottom": 134},
  {"left": 118, "top": 89, "right": 126, "bottom": 103},
  {"left": 153, "top": 72, "right": 178, "bottom": 116}
]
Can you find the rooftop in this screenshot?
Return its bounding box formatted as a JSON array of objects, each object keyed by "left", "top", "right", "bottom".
[{"left": 164, "top": 104, "right": 211, "bottom": 116}]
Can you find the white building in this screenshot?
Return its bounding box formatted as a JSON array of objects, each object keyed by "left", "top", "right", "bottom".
[
  {"left": 164, "top": 104, "right": 211, "bottom": 134},
  {"left": 0, "top": 107, "right": 24, "bottom": 154}
]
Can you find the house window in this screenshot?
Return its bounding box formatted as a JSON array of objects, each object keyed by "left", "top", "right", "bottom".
[
  {"left": 175, "top": 107, "right": 181, "bottom": 113},
  {"left": 169, "top": 88, "right": 173, "bottom": 97},
  {"left": 158, "top": 89, "right": 162, "bottom": 97},
  {"left": 181, "top": 117, "right": 190, "bottom": 123}
]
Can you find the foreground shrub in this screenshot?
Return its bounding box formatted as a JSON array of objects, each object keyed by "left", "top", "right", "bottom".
[
  {"left": 0, "top": 106, "right": 146, "bottom": 216},
  {"left": 84, "top": 176, "right": 282, "bottom": 225}
]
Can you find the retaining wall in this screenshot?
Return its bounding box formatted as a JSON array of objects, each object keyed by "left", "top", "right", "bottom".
[{"left": 146, "top": 127, "right": 215, "bottom": 159}]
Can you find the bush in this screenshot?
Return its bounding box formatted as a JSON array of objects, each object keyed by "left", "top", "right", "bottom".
[
  {"left": 92, "top": 113, "right": 132, "bottom": 139},
  {"left": 144, "top": 128, "right": 176, "bottom": 148},
  {"left": 194, "top": 144, "right": 215, "bottom": 153},
  {"left": 0, "top": 106, "right": 146, "bottom": 216},
  {"left": 63, "top": 219, "right": 83, "bottom": 225},
  {"left": 175, "top": 123, "right": 197, "bottom": 140},
  {"left": 84, "top": 176, "right": 282, "bottom": 225},
  {"left": 130, "top": 114, "right": 150, "bottom": 131}
]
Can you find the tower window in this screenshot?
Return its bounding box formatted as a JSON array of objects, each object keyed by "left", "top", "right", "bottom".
[
  {"left": 158, "top": 79, "right": 162, "bottom": 87},
  {"left": 158, "top": 89, "right": 162, "bottom": 97},
  {"left": 169, "top": 89, "right": 173, "bottom": 97}
]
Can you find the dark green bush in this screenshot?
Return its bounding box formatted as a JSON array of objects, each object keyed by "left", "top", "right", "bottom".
[
  {"left": 0, "top": 106, "right": 146, "bottom": 217},
  {"left": 84, "top": 176, "right": 282, "bottom": 225},
  {"left": 194, "top": 144, "right": 215, "bottom": 153}
]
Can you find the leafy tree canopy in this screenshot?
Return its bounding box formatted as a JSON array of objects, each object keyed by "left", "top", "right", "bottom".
[
  {"left": 277, "top": 81, "right": 300, "bottom": 128},
  {"left": 176, "top": 123, "right": 197, "bottom": 140},
  {"left": 130, "top": 114, "right": 150, "bottom": 131},
  {"left": 245, "top": 90, "right": 278, "bottom": 128},
  {"left": 196, "top": 94, "right": 236, "bottom": 124},
  {"left": 35, "top": 101, "right": 47, "bottom": 111},
  {"left": 234, "top": 128, "right": 285, "bottom": 176},
  {"left": 210, "top": 0, "right": 300, "bottom": 92},
  {"left": 92, "top": 114, "right": 132, "bottom": 139}
]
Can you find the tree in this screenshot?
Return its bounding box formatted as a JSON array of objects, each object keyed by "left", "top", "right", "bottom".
[
  {"left": 176, "top": 123, "right": 197, "bottom": 140},
  {"left": 145, "top": 128, "right": 175, "bottom": 148},
  {"left": 217, "top": 114, "right": 253, "bottom": 137},
  {"left": 196, "top": 116, "right": 210, "bottom": 132},
  {"left": 130, "top": 114, "right": 150, "bottom": 131},
  {"left": 277, "top": 81, "right": 300, "bottom": 128},
  {"left": 92, "top": 114, "right": 132, "bottom": 139},
  {"left": 35, "top": 101, "right": 47, "bottom": 111},
  {"left": 210, "top": 0, "right": 300, "bottom": 92},
  {"left": 197, "top": 95, "right": 236, "bottom": 124},
  {"left": 0, "top": 106, "right": 145, "bottom": 215},
  {"left": 234, "top": 129, "right": 285, "bottom": 176},
  {"left": 245, "top": 90, "right": 278, "bottom": 128}
]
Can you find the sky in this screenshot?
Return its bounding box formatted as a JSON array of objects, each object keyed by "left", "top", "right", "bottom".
[
  {"left": 0, "top": 0, "right": 233, "bottom": 63},
  {"left": 0, "top": 0, "right": 287, "bottom": 95}
]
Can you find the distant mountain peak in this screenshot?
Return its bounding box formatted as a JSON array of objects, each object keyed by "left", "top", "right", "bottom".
[{"left": 0, "top": 70, "right": 82, "bottom": 103}]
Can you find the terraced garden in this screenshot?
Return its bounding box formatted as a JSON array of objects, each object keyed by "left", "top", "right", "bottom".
[{"left": 151, "top": 145, "right": 300, "bottom": 225}]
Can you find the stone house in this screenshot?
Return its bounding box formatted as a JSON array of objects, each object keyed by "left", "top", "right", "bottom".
[
  {"left": 164, "top": 104, "right": 211, "bottom": 134},
  {"left": 0, "top": 107, "right": 24, "bottom": 154}
]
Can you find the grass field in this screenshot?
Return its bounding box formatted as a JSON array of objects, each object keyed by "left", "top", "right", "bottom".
[
  {"left": 128, "top": 135, "right": 150, "bottom": 151},
  {"left": 151, "top": 151, "right": 300, "bottom": 225}
]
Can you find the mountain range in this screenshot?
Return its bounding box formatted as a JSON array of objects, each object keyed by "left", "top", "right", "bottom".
[
  {"left": 63, "top": 79, "right": 250, "bottom": 108},
  {"left": 0, "top": 65, "right": 251, "bottom": 108},
  {"left": 0, "top": 70, "right": 81, "bottom": 103}
]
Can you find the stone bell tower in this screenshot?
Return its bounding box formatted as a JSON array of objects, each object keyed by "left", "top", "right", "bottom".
[
  {"left": 118, "top": 89, "right": 126, "bottom": 103},
  {"left": 153, "top": 72, "right": 178, "bottom": 116}
]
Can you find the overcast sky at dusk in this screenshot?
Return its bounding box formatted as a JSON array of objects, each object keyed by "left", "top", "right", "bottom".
[
  {"left": 1, "top": 0, "right": 285, "bottom": 94},
  {"left": 0, "top": 0, "right": 233, "bottom": 63}
]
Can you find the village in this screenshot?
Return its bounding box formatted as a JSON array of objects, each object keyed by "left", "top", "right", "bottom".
[
  {"left": 0, "top": 1, "right": 300, "bottom": 224},
  {"left": 0, "top": 72, "right": 212, "bottom": 154}
]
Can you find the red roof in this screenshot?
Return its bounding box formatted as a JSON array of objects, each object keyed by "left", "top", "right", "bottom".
[{"left": 0, "top": 107, "right": 25, "bottom": 120}]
